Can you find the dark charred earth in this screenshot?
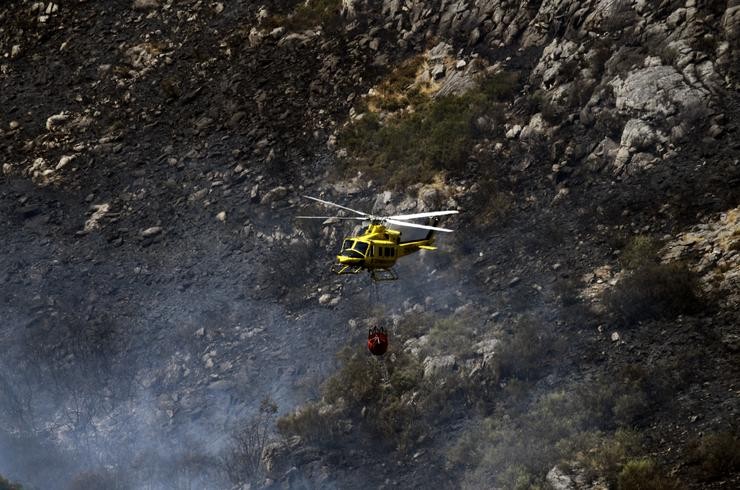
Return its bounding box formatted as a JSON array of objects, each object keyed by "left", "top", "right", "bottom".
[{"left": 1, "top": 1, "right": 739, "bottom": 489}]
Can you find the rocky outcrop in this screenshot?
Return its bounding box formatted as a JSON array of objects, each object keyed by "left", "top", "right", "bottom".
[{"left": 663, "top": 206, "right": 740, "bottom": 308}]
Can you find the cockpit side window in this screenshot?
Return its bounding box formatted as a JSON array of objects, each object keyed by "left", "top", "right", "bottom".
[
  {"left": 354, "top": 241, "right": 369, "bottom": 255},
  {"left": 342, "top": 239, "right": 353, "bottom": 251}
]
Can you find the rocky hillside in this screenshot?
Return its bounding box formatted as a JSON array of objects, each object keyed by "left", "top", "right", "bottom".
[{"left": 1, "top": 0, "right": 739, "bottom": 489}]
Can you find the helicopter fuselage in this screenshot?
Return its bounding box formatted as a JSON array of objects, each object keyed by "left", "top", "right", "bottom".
[{"left": 334, "top": 224, "right": 437, "bottom": 279}]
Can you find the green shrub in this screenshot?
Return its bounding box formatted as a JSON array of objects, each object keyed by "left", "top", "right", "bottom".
[
  {"left": 620, "top": 235, "right": 661, "bottom": 270},
  {"left": 618, "top": 459, "right": 682, "bottom": 490},
  {"left": 497, "top": 317, "right": 556, "bottom": 381},
  {"left": 323, "top": 347, "right": 385, "bottom": 407},
  {"left": 426, "top": 316, "right": 478, "bottom": 356},
  {"left": 568, "top": 429, "right": 642, "bottom": 485},
  {"left": 281, "top": 345, "right": 427, "bottom": 453},
  {"left": 366, "top": 56, "right": 427, "bottom": 112},
  {"left": 689, "top": 431, "right": 740, "bottom": 481},
  {"left": 580, "top": 365, "right": 675, "bottom": 429},
  {"left": 339, "top": 95, "right": 479, "bottom": 185},
  {"left": 338, "top": 72, "right": 520, "bottom": 187},
  {"left": 494, "top": 464, "right": 543, "bottom": 490},
  {"left": 606, "top": 262, "right": 703, "bottom": 325},
  {"left": 449, "top": 391, "right": 590, "bottom": 487}
]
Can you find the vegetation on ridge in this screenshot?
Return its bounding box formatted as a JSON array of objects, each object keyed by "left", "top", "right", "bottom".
[{"left": 338, "top": 71, "right": 521, "bottom": 187}]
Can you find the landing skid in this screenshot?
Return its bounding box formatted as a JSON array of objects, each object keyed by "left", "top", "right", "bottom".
[
  {"left": 332, "top": 264, "right": 364, "bottom": 275},
  {"left": 370, "top": 268, "right": 398, "bottom": 282},
  {"left": 331, "top": 265, "right": 398, "bottom": 281}
]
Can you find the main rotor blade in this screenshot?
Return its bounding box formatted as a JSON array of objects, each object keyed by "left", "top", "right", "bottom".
[
  {"left": 385, "top": 218, "right": 454, "bottom": 232},
  {"left": 295, "top": 216, "right": 367, "bottom": 220},
  {"left": 303, "top": 195, "right": 369, "bottom": 217},
  {"left": 387, "top": 210, "right": 459, "bottom": 220}
]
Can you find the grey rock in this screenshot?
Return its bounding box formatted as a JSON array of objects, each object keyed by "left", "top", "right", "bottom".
[
  {"left": 45, "top": 112, "right": 71, "bottom": 131},
  {"left": 431, "top": 64, "right": 446, "bottom": 80},
  {"left": 423, "top": 355, "right": 456, "bottom": 378},
  {"left": 506, "top": 124, "right": 522, "bottom": 139},
  {"left": 619, "top": 118, "right": 658, "bottom": 151},
  {"left": 611, "top": 65, "right": 709, "bottom": 119},
  {"left": 141, "top": 226, "right": 162, "bottom": 237},
  {"left": 133, "top": 0, "right": 159, "bottom": 10},
  {"left": 260, "top": 186, "right": 288, "bottom": 204},
  {"left": 546, "top": 466, "right": 575, "bottom": 490}
]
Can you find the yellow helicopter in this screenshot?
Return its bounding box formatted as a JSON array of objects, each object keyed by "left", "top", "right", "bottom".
[{"left": 298, "top": 195, "right": 458, "bottom": 281}]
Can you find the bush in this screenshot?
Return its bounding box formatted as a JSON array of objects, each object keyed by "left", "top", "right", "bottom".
[
  {"left": 263, "top": 0, "right": 342, "bottom": 31},
  {"left": 497, "top": 317, "right": 557, "bottom": 381},
  {"left": 279, "top": 345, "right": 425, "bottom": 453},
  {"left": 449, "top": 391, "right": 588, "bottom": 488},
  {"left": 366, "top": 56, "right": 426, "bottom": 112},
  {"left": 568, "top": 429, "right": 642, "bottom": 485},
  {"left": 620, "top": 235, "right": 661, "bottom": 270},
  {"left": 689, "top": 431, "right": 740, "bottom": 481},
  {"left": 580, "top": 364, "right": 676, "bottom": 429},
  {"left": 618, "top": 459, "right": 682, "bottom": 490},
  {"left": 280, "top": 311, "right": 502, "bottom": 454},
  {"left": 323, "top": 347, "right": 386, "bottom": 407},
  {"left": 338, "top": 72, "right": 520, "bottom": 187},
  {"left": 606, "top": 262, "right": 703, "bottom": 325}
]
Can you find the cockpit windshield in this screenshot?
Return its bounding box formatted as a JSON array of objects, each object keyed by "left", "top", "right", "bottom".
[
  {"left": 340, "top": 240, "right": 369, "bottom": 258},
  {"left": 354, "top": 241, "right": 369, "bottom": 254}
]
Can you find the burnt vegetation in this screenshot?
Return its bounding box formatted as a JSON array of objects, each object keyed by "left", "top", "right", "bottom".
[{"left": 1, "top": 0, "right": 739, "bottom": 488}]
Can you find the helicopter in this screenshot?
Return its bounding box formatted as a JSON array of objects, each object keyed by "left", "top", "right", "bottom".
[{"left": 297, "top": 195, "right": 458, "bottom": 281}]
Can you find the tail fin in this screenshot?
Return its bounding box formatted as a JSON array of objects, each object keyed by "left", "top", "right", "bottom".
[{"left": 424, "top": 217, "right": 440, "bottom": 242}]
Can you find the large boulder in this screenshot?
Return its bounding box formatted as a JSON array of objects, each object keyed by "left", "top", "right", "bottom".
[{"left": 611, "top": 64, "right": 711, "bottom": 119}]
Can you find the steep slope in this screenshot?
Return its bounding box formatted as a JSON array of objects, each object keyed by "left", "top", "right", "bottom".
[{"left": 1, "top": 0, "right": 738, "bottom": 489}]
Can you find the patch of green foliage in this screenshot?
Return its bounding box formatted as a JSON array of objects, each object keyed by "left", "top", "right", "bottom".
[
  {"left": 366, "top": 56, "right": 427, "bottom": 112},
  {"left": 338, "top": 72, "right": 520, "bottom": 187},
  {"left": 567, "top": 429, "right": 642, "bottom": 486},
  {"left": 264, "top": 0, "right": 342, "bottom": 31},
  {"left": 618, "top": 459, "right": 682, "bottom": 490},
  {"left": 448, "top": 391, "right": 591, "bottom": 488},
  {"left": 448, "top": 392, "right": 678, "bottom": 490},
  {"left": 277, "top": 345, "right": 428, "bottom": 453},
  {"left": 606, "top": 262, "right": 703, "bottom": 325},
  {"left": 278, "top": 310, "right": 497, "bottom": 453},
  {"left": 689, "top": 431, "right": 740, "bottom": 481},
  {"left": 579, "top": 364, "right": 677, "bottom": 429},
  {"left": 497, "top": 316, "right": 559, "bottom": 381},
  {"left": 620, "top": 235, "right": 661, "bottom": 270}
]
